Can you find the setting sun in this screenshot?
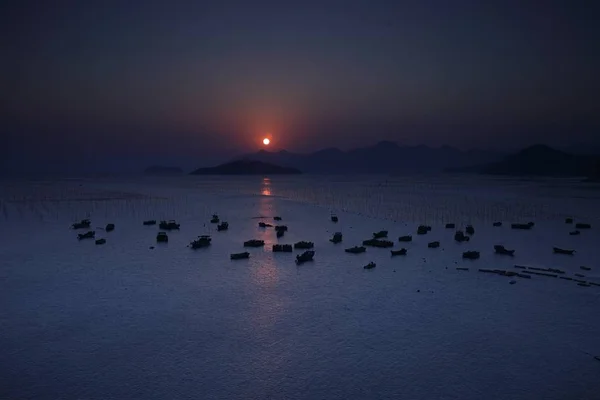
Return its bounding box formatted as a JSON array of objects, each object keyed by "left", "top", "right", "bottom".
[{"left": 263, "top": 138, "right": 270, "bottom": 145}]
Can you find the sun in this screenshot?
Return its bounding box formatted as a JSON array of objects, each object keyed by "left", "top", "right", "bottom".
[{"left": 263, "top": 138, "right": 270, "bottom": 145}]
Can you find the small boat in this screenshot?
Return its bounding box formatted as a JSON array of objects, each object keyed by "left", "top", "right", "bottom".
[
  {"left": 391, "top": 248, "right": 407, "bottom": 256},
  {"left": 259, "top": 222, "right": 273, "bottom": 228},
  {"left": 569, "top": 230, "right": 580, "bottom": 236},
  {"left": 143, "top": 220, "right": 157, "bottom": 226},
  {"left": 345, "top": 246, "right": 366, "bottom": 254},
  {"left": 273, "top": 244, "right": 293, "bottom": 253},
  {"left": 494, "top": 245, "right": 515, "bottom": 256},
  {"left": 428, "top": 241, "right": 440, "bottom": 249},
  {"left": 159, "top": 220, "right": 180, "bottom": 230},
  {"left": 565, "top": 217, "right": 573, "bottom": 224},
  {"left": 373, "top": 230, "right": 388, "bottom": 239},
  {"left": 294, "top": 241, "right": 314, "bottom": 249},
  {"left": 230, "top": 252, "right": 250, "bottom": 260},
  {"left": 276, "top": 230, "right": 285, "bottom": 238},
  {"left": 575, "top": 223, "right": 591, "bottom": 229},
  {"left": 105, "top": 223, "right": 115, "bottom": 232},
  {"left": 493, "top": 222, "right": 502, "bottom": 227},
  {"left": 462, "top": 251, "right": 480, "bottom": 260},
  {"left": 398, "top": 235, "right": 412, "bottom": 242},
  {"left": 511, "top": 222, "right": 534, "bottom": 230},
  {"left": 465, "top": 225, "right": 475, "bottom": 235},
  {"left": 156, "top": 232, "right": 168, "bottom": 243},
  {"left": 580, "top": 266, "right": 591, "bottom": 271},
  {"left": 95, "top": 238, "right": 106, "bottom": 245},
  {"left": 330, "top": 232, "right": 343, "bottom": 243},
  {"left": 553, "top": 247, "right": 575, "bottom": 255},
  {"left": 296, "top": 250, "right": 315, "bottom": 264},
  {"left": 362, "top": 239, "right": 394, "bottom": 248},
  {"left": 363, "top": 262, "right": 376, "bottom": 270},
  {"left": 417, "top": 225, "right": 431, "bottom": 235},
  {"left": 244, "top": 239, "right": 265, "bottom": 247},
  {"left": 274, "top": 216, "right": 282, "bottom": 221},
  {"left": 275, "top": 225, "right": 288, "bottom": 232},
  {"left": 331, "top": 214, "right": 338, "bottom": 222},
  {"left": 77, "top": 231, "right": 95, "bottom": 240},
  {"left": 210, "top": 214, "right": 220, "bottom": 223},
  {"left": 190, "top": 235, "right": 212, "bottom": 249},
  {"left": 454, "top": 231, "right": 470, "bottom": 242},
  {"left": 445, "top": 223, "right": 455, "bottom": 229},
  {"left": 217, "top": 222, "right": 229, "bottom": 231},
  {"left": 71, "top": 219, "right": 91, "bottom": 229}
]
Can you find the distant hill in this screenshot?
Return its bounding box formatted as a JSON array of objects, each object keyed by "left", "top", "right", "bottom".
[
  {"left": 451, "top": 144, "right": 600, "bottom": 177},
  {"left": 234, "top": 142, "right": 503, "bottom": 173},
  {"left": 190, "top": 160, "right": 301, "bottom": 175},
  {"left": 144, "top": 166, "right": 183, "bottom": 175}
]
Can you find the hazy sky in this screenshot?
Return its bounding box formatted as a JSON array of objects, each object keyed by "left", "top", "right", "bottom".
[{"left": 1, "top": 0, "right": 599, "bottom": 172}]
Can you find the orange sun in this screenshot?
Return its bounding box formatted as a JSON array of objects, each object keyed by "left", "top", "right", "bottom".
[{"left": 263, "top": 138, "right": 270, "bottom": 145}]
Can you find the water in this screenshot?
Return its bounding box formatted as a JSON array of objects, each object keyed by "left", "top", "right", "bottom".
[{"left": 1, "top": 175, "right": 599, "bottom": 399}]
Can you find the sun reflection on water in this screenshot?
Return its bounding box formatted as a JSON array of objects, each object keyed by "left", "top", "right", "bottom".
[{"left": 261, "top": 177, "right": 271, "bottom": 196}]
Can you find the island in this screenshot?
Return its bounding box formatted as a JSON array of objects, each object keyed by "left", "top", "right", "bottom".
[
  {"left": 144, "top": 166, "right": 184, "bottom": 175},
  {"left": 190, "top": 160, "right": 301, "bottom": 175}
]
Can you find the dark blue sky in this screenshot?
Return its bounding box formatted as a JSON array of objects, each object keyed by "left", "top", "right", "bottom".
[{"left": 1, "top": 0, "right": 599, "bottom": 172}]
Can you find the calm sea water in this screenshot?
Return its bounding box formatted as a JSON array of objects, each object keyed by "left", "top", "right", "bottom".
[{"left": 1, "top": 175, "right": 599, "bottom": 399}]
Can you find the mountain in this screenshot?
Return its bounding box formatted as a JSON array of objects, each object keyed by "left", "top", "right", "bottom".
[
  {"left": 234, "top": 142, "right": 503, "bottom": 173},
  {"left": 190, "top": 160, "right": 301, "bottom": 175},
  {"left": 144, "top": 165, "right": 183, "bottom": 175},
  {"left": 455, "top": 144, "right": 600, "bottom": 177}
]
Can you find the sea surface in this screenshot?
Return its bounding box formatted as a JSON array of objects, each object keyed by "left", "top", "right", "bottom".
[{"left": 1, "top": 174, "right": 600, "bottom": 399}]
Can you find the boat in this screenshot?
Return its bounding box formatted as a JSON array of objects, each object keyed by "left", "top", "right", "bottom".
[
  {"left": 345, "top": 246, "right": 366, "bottom": 254},
  {"left": 391, "top": 248, "right": 407, "bottom": 256},
  {"left": 105, "top": 223, "right": 115, "bottom": 232},
  {"left": 217, "top": 222, "right": 229, "bottom": 231},
  {"left": 143, "top": 220, "right": 157, "bottom": 226},
  {"left": 580, "top": 266, "right": 591, "bottom": 271},
  {"left": 294, "top": 241, "right": 314, "bottom": 249},
  {"left": 362, "top": 239, "right": 394, "bottom": 248},
  {"left": 569, "top": 230, "right": 580, "bottom": 236},
  {"left": 428, "top": 241, "right": 440, "bottom": 248},
  {"left": 565, "top": 217, "right": 573, "bottom": 224},
  {"left": 231, "top": 252, "right": 250, "bottom": 260},
  {"left": 95, "top": 238, "right": 106, "bottom": 245},
  {"left": 190, "top": 235, "right": 211, "bottom": 249},
  {"left": 511, "top": 222, "right": 534, "bottom": 230},
  {"left": 553, "top": 247, "right": 575, "bottom": 255},
  {"left": 276, "top": 229, "right": 285, "bottom": 238},
  {"left": 363, "top": 262, "right": 376, "bottom": 269},
  {"left": 575, "top": 223, "right": 591, "bottom": 229},
  {"left": 274, "top": 216, "right": 282, "bottom": 221},
  {"left": 159, "top": 220, "right": 180, "bottom": 230},
  {"left": 465, "top": 225, "right": 475, "bottom": 235},
  {"left": 210, "top": 214, "right": 220, "bottom": 223},
  {"left": 259, "top": 222, "right": 273, "bottom": 228},
  {"left": 156, "top": 232, "right": 168, "bottom": 243},
  {"left": 454, "top": 231, "right": 470, "bottom": 242},
  {"left": 445, "top": 223, "right": 455, "bottom": 229},
  {"left": 398, "top": 235, "right": 412, "bottom": 242},
  {"left": 330, "top": 232, "right": 343, "bottom": 243},
  {"left": 273, "top": 244, "right": 293, "bottom": 252},
  {"left": 71, "top": 219, "right": 91, "bottom": 229},
  {"left": 275, "top": 225, "right": 288, "bottom": 232},
  {"left": 494, "top": 245, "right": 515, "bottom": 256},
  {"left": 331, "top": 214, "right": 339, "bottom": 222},
  {"left": 77, "top": 231, "right": 95, "bottom": 240},
  {"left": 244, "top": 239, "right": 265, "bottom": 247},
  {"left": 493, "top": 222, "right": 502, "bottom": 227},
  {"left": 417, "top": 225, "right": 431, "bottom": 235},
  {"left": 296, "top": 250, "right": 315, "bottom": 264},
  {"left": 373, "top": 230, "right": 388, "bottom": 239},
  {"left": 462, "top": 251, "right": 480, "bottom": 260}
]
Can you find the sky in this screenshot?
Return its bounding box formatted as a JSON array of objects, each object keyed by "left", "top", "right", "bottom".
[{"left": 1, "top": 0, "right": 599, "bottom": 172}]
